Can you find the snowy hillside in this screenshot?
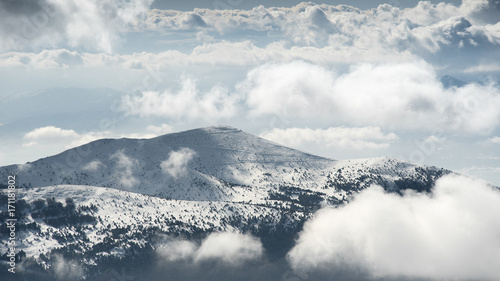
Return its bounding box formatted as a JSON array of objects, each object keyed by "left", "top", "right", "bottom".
[
  {"left": 0, "top": 126, "right": 451, "bottom": 280},
  {"left": 0, "top": 126, "right": 447, "bottom": 202}
]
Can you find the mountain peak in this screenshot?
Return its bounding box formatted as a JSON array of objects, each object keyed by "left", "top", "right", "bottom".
[
  {"left": 205, "top": 125, "right": 241, "bottom": 131},
  {"left": 152, "top": 125, "right": 243, "bottom": 141}
]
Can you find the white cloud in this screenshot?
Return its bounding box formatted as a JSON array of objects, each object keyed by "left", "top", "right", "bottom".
[
  {"left": 82, "top": 160, "right": 105, "bottom": 171},
  {"left": 260, "top": 127, "right": 398, "bottom": 150},
  {"left": 157, "top": 232, "right": 264, "bottom": 266},
  {"left": 146, "top": 10, "right": 208, "bottom": 31},
  {"left": 1, "top": 0, "right": 154, "bottom": 53},
  {"left": 400, "top": 1, "right": 459, "bottom": 26},
  {"left": 461, "top": 0, "right": 500, "bottom": 25},
  {"left": 194, "top": 232, "right": 264, "bottom": 265},
  {"left": 146, "top": 123, "right": 173, "bottom": 134},
  {"left": 242, "top": 61, "right": 336, "bottom": 118},
  {"left": 66, "top": 133, "right": 105, "bottom": 149},
  {"left": 161, "top": 148, "right": 196, "bottom": 178},
  {"left": 0, "top": 40, "right": 415, "bottom": 71},
  {"left": 21, "top": 125, "right": 167, "bottom": 153},
  {"left": 24, "top": 126, "right": 79, "bottom": 139},
  {"left": 23, "top": 126, "right": 107, "bottom": 149},
  {"left": 1, "top": 1, "right": 498, "bottom": 70},
  {"left": 485, "top": 136, "right": 500, "bottom": 144},
  {"left": 464, "top": 62, "right": 500, "bottom": 73},
  {"left": 288, "top": 174, "right": 500, "bottom": 280},
  {"left": 157, "top": 240, "right": 198, "bottom": 262},
  {"left": 23, "top": 126, "right": 108, "bottom": 149},
  {"left": 0, "top": 49, "right": 84, "bottom": 68},
  {"left": 478, "top": 136, "right": 500, "bottom": 146},
  {"left": 143, "top": 2, "right": 500, "bottom": 62},
  {"left": 424, "top": 134, "right": 447, "bottom": 144},
  {"left": 52, "top": 254, "right": 83, "bottom": 281},
  {"left": 17, "top": 163, "right": 32, "bottom": 172},
  {"left": 110, "top": 150, "right": 139, "bottom": 189},
  {"left": 242, "top": 61, "right": 500, "bottom": 134},
  {"left": 121, "top": 75, "right": 240, "bottom": 121}
]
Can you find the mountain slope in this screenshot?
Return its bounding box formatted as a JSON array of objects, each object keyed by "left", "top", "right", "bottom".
[
  {"left": 0, "top": 126, "right": 451, "bottom": 280},
  {"left": 0, "top": 126, "right": 447, "bottom": 202}
]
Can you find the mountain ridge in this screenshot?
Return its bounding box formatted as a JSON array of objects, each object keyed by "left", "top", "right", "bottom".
[{"left": 0, "top": 126, "right": 448, "bottom": 202}]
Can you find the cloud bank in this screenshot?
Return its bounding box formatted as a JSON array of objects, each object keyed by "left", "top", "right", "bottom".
[
  {"left": 242, "top": 61, "right": 500, "bottom": 134},
  {"left": 288, "top": 174, "right": 500, "bottom": 280},
  {"left": 2, "top": 1, "right": 498, "bottom": 71},
  {"left": 116, "top": 60, "right": 500, "bottom": 136},
  {"left": 144, "top": 1, "right": 500, "bottom": 64}
]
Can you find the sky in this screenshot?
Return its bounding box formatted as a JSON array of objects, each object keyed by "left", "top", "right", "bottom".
[{"left": 0, "top": 0, "right": 500, "bottom": 185}]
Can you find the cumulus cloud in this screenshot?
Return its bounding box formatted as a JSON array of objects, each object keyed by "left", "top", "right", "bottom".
[
  {"left": 144, "top": 2, "right": 500, "bottom": 64},
  {"left": 0, "top": 0, "right": 154, "bottom": 53},
  {"left": 260, "top": 127, "right": 398, "bottom": 150},
  {"left": 242, "top": 61, "right": 336, "bottom": 118},
  {"left": 121, "top": 76, "right": 240, "bottom": 121},
  {"left": 160, "top": 148, "right": 196, "bottom": 178},
  {"left": 241, "top": 61, "right": 500, "bottom": 134},
  {"left": 110, "top": 150, "right": 139, "bottom": 189},
  {"left": 24, "top": 126, "right": 79, "bottom": 139},
  {"left": 2, "top": 0, "right": 499, "bottom": 73},
  {"left": 462, "top": 0, "right": 500, "bottom": 25},
  {"left": 0, "top": 49, "right": 84, "bottom": 68},
  {"left": 147, "top": 10, "right": 207, "bottom": 31},
  {"left": 157, "top": 232, "right": 264, "bottom": 266},
  {"left": 22, "top": 126, "right": 106, "bottom": 149},
  {"left": 288, "top": 174, "right": 500, "bottom": 280},
  {"left": 1, "top": 1, "right": 498, "bottom": 72},
  {"left": 21, "top": 125, "right": 170, "bottom": 152}
]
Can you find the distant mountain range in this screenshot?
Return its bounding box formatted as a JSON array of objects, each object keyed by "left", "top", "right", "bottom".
[{"left": 0, "top": 126, "right": 451, "bottom": 280}]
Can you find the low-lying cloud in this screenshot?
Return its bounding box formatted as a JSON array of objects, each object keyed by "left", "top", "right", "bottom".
[
  {"left": 110, "top": 150, "right": 139, "bottom": 189},
  {"left": 82, "top": 159, "right": 105, "bottom": 171},
  {"left": 288, "top": 174, "right": 500, "bottom": 280},
  {"left": 52, "top": 254, "right": 83, "bottom": 281},
  {"left": 160, "top": 147, "right": 196, "bottom": 178},
  {"left": 158, "top": 232, "right": 264, "bottom": 266}
]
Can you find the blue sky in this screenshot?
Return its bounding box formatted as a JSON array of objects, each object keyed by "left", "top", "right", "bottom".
[{"left": 0, "top": 0, "right": 499, "bottom": 185}]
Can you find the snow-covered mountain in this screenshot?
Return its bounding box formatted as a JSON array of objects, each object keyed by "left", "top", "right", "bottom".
[
  {"left": 0, "top": 126, "right": 450, "bottom": 280},
  {"left": 0, "top": 126, "right": 446, "bottom": 201}
]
